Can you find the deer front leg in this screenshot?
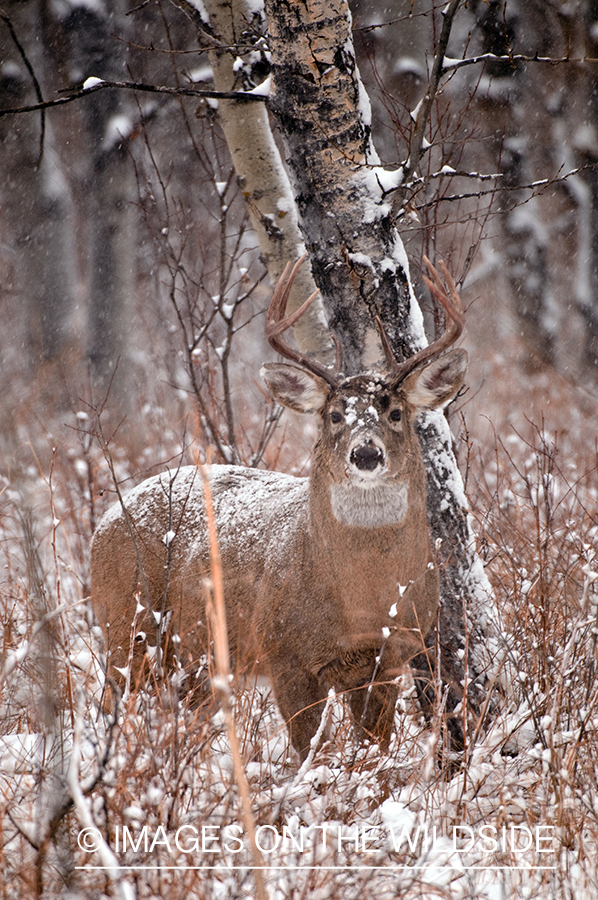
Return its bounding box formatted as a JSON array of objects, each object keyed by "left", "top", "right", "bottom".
[
  {"left": 348, "top": 679, "right": 399, "bottom": 749},
  {"left": 270, "top": 665, "right": 330, "bottom": 762},
  {"left": 318, "top": 645, "right": 405, "bottom": 750}
]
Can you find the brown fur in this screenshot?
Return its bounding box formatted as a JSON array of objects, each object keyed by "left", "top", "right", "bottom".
[{"left": 91, "top": 352, "right": 466, "bottom": 760}]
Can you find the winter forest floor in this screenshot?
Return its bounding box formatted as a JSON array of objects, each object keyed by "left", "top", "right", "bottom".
[{"left": 1, "top": 268, "right": 598, "bottom": 900}]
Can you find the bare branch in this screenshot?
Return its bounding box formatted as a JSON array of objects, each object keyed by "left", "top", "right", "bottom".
[
  {"left": 402, "top": 0, "right": 462, "bottom": 185},
  {"left": 0, "top": 78, "right": 267, "bottom": 118},
  {"left": 0, "top": 11, "right": 45, "bottom": 163},
  {"left": 442, "top": 51, "right": 598, "bottom": 74},
  {"left": 412, "top": 161, "right": 598, "bottom": 210},
  {"left": 166, "top": 0, "right": 223, "bottom": 48}
]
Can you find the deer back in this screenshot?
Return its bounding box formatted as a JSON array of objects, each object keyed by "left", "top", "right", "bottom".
[{"left": 91, "top": 465, "right": 309, "bottom": 686}]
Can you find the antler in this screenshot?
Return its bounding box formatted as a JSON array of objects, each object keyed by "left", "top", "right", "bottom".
[
  {"left": 378, "top": 255, "right": 465, "bottom": 383},
  {"left": 266, "top": 253, "right": 341, "bottom": 386}
]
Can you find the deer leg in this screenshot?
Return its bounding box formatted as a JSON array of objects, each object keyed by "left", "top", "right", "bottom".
[
  {"left": 270, "top": 668, "right": 329, "bottom": 762},
  {"left": 411, "top": 644, "right": 465, "bottom": 753},
  {"left": 349, "top": 679, "right": 399, "bottom": 750}
]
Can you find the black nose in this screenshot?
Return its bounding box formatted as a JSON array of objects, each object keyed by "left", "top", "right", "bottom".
[{"left": 350, "top": 441, "right": 385, "bottom": 472}]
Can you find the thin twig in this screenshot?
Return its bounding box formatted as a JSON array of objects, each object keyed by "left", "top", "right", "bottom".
[
  {"left": 200, "top": 461, "right": 267, "bottom": 899},
  {"left": 402, "top": 0, "right": 462, "bottom": 185},
  {"left": 0, "top": 11, "right": 45, "bottom": 163}
]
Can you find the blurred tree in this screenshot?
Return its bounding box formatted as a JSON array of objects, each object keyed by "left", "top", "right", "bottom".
[
  {"left": 0, "top": 0, "right": 136, "bottom": 398},
  {"left": 61, "top": 0, "right": 137, "bottom": 393},
  {"left": 0, "top": 3, "right": 77, "bottom": 365}
]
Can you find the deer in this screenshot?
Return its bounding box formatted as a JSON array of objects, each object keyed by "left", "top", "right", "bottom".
[{"left": 90, "top": 255, "right": 467, "bottom": 761}]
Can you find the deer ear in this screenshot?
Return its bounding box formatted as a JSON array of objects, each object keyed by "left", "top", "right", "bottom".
[
  {"left": 260, "top": 363, "right": 330, "bottom": 414},
  {"left": 402, "top": 348, "right": 468, "bottom": 410}
]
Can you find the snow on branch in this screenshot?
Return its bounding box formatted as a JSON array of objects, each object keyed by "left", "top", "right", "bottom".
[
  {"left": 442, "top": 51, "right": 598, "bottom": 74},
  {"left": 0, "top": 78, "right": 267, "bottom": 119},
  {"left": 412, "top": 162, "right": 598, "bottom": 210},
  {"left": 402, "top": 0, "right": 462, "bottom": 185}
]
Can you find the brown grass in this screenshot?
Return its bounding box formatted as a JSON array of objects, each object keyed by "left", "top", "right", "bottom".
[{"left": 1, "top": 304, "right": 598, "bottom": 898}]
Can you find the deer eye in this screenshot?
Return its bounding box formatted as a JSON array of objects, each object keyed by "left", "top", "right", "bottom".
[
  {"left": 389, "top": 408, "right": 402, "bottom": 423},
  {"left": 330, "top": 410, "right": 343, "bottom": 424}
]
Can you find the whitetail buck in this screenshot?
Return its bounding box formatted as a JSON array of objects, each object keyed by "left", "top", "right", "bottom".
[{"left": 91, "top": 256, "right": 467, "bottom": 760}]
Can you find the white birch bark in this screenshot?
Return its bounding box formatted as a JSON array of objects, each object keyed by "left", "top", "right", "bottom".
[{"left": 199, "top": 0, "right": 335, "bottom": 362}]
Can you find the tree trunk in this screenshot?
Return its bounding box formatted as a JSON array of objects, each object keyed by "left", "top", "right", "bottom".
[
  {"left": 263, "top": 0, "right": 492, "bottom": 729},
  {"left": 471, "top": 0, "right": 556, "bottom": 366},
  {"left": 62, "top": 0, "right": 137, "bottom": 397},
  {"left": 193, "top": 0, "right": 334, "bottom": 362},
  {"left": 0, "top": 3, "right": 77, "bottom": 365}
]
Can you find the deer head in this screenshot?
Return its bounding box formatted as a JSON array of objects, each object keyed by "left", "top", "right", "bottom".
[{"left": 261, "top": 255, "right": 468, "bottom": 528}]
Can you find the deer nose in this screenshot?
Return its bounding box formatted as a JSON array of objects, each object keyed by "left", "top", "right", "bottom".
[{"left": 350, "top": 440, "right": 385, "bottom": 472}]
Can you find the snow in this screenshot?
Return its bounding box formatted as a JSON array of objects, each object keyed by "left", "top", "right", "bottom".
[
  {"left": 354, "top": 166, "right": 400, "bottom": 224},
  {"left": 186, "top": 65, "right": 213, "bottom": 83},
  {"left": 394, "top": 57, "right": 426, "bottom": 79},
  {"left": 390, "top": 233, "right": 426, "bottom": 347},
  {"left": 82, "top": 76, "right": 104, "bottom": 90},
  {"left": 185, "top": 0, "right": 210, "bottom": 23},
  {"left": 410, "top": 98, "right": 423, "bottom": 123},
  {"left": 103, "top": 114, "right": 133, "bottom": 150},
  {"left": 245, "top": 76, "right": 271, "bottom": 97},
  {"left": 347, "top": 251, "right": 373, "bottom": 270},
  {"left": 277, "top": 196, "right": 294, "bottom": 215},
  {"left": 442, "top": 56, "right": 463, "bottom": 70},
  {"left": 379, "top": 257, "right": 396, "bottom": 274},
  {"left": 371, "top": 166, "right": 403, "bottom": 194},
  {"left": 0, "top": 733, "right": 47, "bottom": 773},
  {"left": 357, "top": 75, "right": 374, "bottom": 133},
  {"left": 61, "top": 0, "right": 104, "bottom": 15},
  {"left": 244, "top": 0, "right": 265, "bottom": 14}
]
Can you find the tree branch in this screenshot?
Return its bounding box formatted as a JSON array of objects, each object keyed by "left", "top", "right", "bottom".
[
  {"left": 442, "top": 51, "right": 598, "bottom": 74},
  {"left": 166, "top": 0, "right": 223, "bottom": 48},
  {"left": 0, "top": 11, "right": 45, "bottom": 163},
  {"left": 402, "top": 0, "right": 462, "bottom": 185},
  {"left": 0, "top": 78, "right": 267, "bottom": 118}
]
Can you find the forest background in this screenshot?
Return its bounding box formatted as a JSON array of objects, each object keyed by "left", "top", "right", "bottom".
[{"left": 2, "top": 1, "right": 598, "bottom": 897}]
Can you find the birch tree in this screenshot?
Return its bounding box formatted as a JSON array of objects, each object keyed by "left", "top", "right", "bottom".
[{"left": 192, "top": 0, "right": 493, "bottom": 740}]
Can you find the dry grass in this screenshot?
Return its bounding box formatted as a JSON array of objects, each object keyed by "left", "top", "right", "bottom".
[{"left": 1, "top": 327, "right": 598, "bottom": 899}]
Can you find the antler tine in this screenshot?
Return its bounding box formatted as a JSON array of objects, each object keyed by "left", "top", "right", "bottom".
[
  {"left": 384, "top": 256, "right": 464, "bottom": 383},
  {"left": 266, "top": 253, "right": 341, "bottom": 386},
  {"left": 375, "top": 315, "right": 397, "bottom": 371}
]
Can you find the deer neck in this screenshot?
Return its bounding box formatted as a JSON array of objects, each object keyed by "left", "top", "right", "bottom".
[
  {"left": 307, "top": 468, "right": 433, "bottom": 641},
  {"left": 328, "top": 480, "right": 409, "bottom": 528},
  {"left": 308, "top": 467, "right": 427, "bottom": 540}
]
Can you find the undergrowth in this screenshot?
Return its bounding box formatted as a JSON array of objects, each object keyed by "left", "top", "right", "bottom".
[{"left": 1, "top": 361, "right": 598, "bottom": 899}]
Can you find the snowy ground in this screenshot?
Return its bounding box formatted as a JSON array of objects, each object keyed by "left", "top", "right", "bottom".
[{"left": 1, "top": 377, "right": 598, "bottom": 900}]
